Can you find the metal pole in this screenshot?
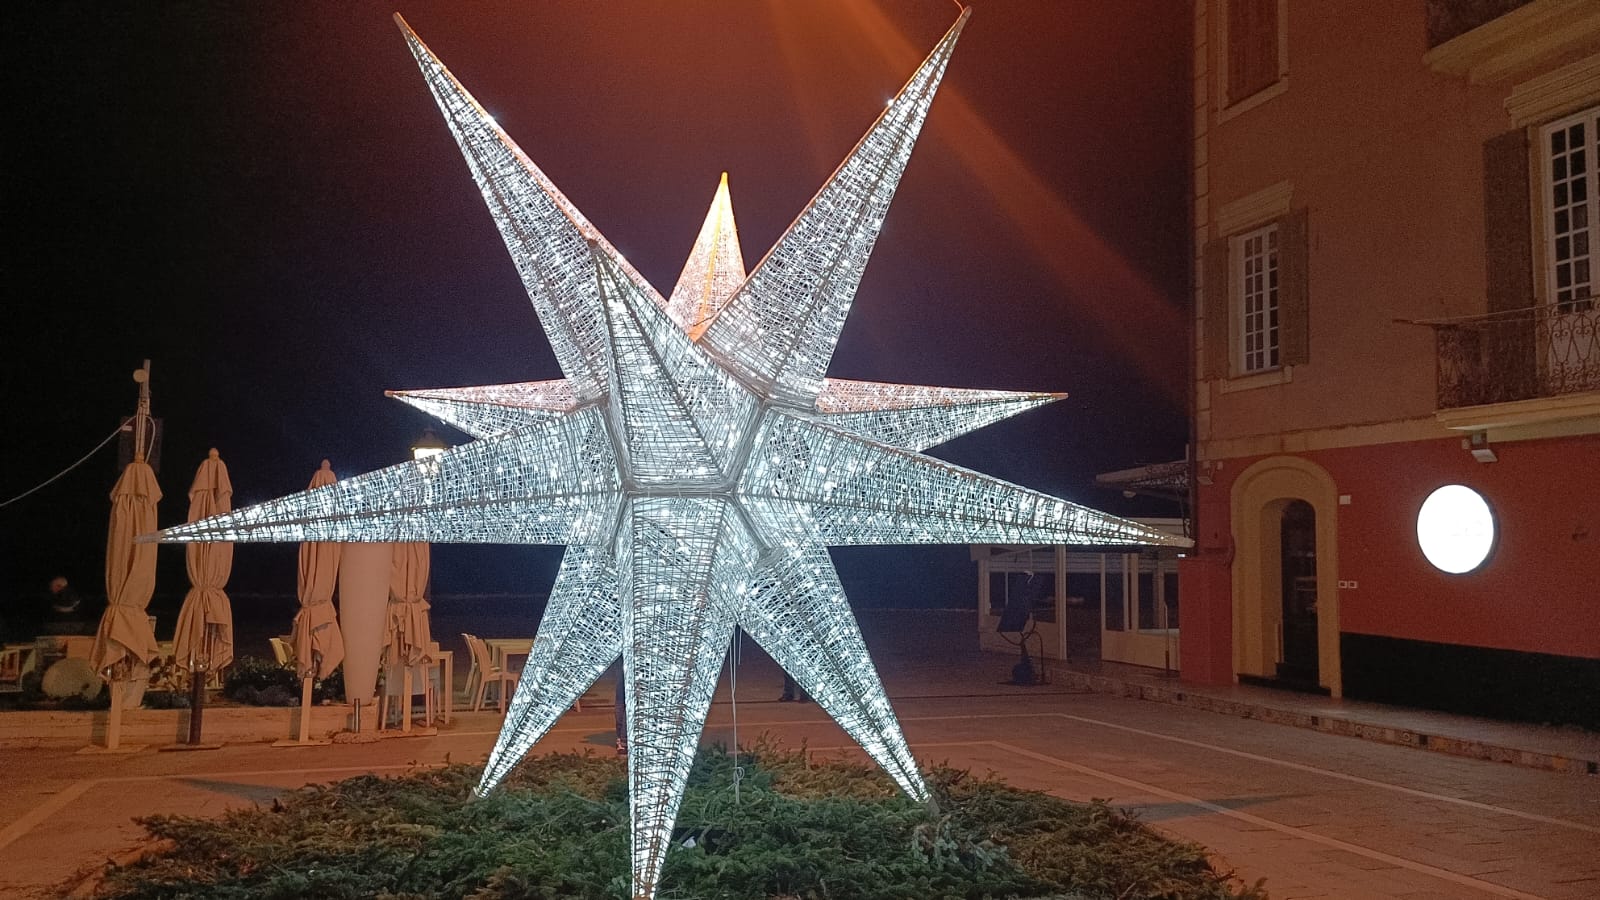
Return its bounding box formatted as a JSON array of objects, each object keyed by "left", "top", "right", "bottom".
[
  {"left": 106, "top": 679, "right": 124, "bottom": 750},
  {"left": 187, "top": 663, "right": 205, "bottom": 743},
  {"left": 299, "top": 676, "right": 314, "bottom": 742},
  {"left": 134, "top": 360, "right": 151, "bottom": 461}
]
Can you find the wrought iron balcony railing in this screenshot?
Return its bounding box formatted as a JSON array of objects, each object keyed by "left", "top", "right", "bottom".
[{"left": 1426, "top": 303, "right": 1599, "bottom": 409}]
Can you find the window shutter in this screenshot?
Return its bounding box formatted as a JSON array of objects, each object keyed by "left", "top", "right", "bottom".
[
  {"left": 1482, "top": 129, "right": 1533, "bottom": 313},
  {"left": 1481, "top": 128, "right": 1535, "bottom": 401},
  {"left": 1278, "top": 207, "right": 1310, "bottom": 366},
  {"left": 1203, "top": 236, "right": 1232, "bottom": 378},
  {"left": 1228, "top": 0, "right": 1279, "bottom": 104}
]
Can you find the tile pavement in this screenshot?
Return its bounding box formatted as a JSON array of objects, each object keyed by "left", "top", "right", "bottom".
[{"left": 1, "top": 610, "right": 1594, "bottom": 898}]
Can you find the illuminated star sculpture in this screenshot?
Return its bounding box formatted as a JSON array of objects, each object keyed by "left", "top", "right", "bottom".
[{"left": 157, "top": 10, "right": 1191, "bottom": 899}]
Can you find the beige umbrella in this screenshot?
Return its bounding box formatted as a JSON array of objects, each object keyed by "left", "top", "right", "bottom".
[
  {"left": 90, "top": 458, "right": 162, "bottom": 685},
  {"left": 383, "top": 542, "right": 434, "bottom": 730},
  {"left": 171, "top": 449, "right": 234, "bottom": 746},
  {"left": 291, "top": 460, "right": 344, "bottom": 680},
  {"left": 89, "top": 361, "right": 161, "bottom": 750},
  {"left": 385, "top": 542, "right": 433, "bottom": 667},
  {"left": 173, "top": 449, "right": 234, "bottom": 672}
]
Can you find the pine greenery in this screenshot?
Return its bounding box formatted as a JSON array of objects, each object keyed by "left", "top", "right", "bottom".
[{"left": 99, "top": 740, "right": 1266, "bottom": 899}]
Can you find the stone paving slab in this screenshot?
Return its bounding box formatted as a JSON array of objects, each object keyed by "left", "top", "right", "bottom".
[
  {"left": 1044, "top": 667, "right": 1600, "bottom": 777},
  {"left": 3, "top": 610, "right": 1596, "bottom": 898},
  {"left": 10, "top": 687, "right": 1592, "bottom": 899}
]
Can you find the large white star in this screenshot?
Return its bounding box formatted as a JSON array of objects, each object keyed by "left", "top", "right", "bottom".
[{"left": 157, "top": 11, "right": 1190, "bottom": 899}]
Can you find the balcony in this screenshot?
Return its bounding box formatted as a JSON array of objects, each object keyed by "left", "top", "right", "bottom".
[
  {"left": 1427, "top": 303, "right": 1600, "bottom": 434},
  {"left": 1424, "top": 0, "right": 1600, "bottom": 85}
]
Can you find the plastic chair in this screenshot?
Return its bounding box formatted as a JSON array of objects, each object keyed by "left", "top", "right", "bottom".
[
  {"left": 379, "top": 660, "right": 438, "bottom": 731},
  {"left": 268, "top": 637, "right": 295, "bottom": 668},
  {"left": 465, "top": 634, "right": 519, "bottom": 713},
  {"left": 460, "top": 632, "right": 481, "bottom": 707},
  {"left": 0, "top": 646, "right": 24, "bottom": 685}
]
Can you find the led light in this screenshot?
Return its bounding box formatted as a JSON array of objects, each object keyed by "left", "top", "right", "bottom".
[
  {"left": 155, "top": 10, "right": 1193, "bottom": 900},
  {"left": 1416, "top": 484, "right": 1496, "bottom": 574}
]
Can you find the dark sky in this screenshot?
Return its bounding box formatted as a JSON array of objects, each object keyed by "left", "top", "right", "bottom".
[{"left": 3, "top": 1, "right": 1191, "bottom": 608}]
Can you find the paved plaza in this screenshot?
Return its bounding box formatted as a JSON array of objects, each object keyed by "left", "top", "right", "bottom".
[{"left": 1, "top": 613, "right": 1595, "bottom": 899}]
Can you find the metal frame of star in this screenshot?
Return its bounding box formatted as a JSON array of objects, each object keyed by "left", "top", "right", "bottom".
[{"left": 157, "top": 10, "right": 1191, "bottom": 899}]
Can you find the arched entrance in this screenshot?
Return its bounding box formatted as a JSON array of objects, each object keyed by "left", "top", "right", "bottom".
[{"left": 1230, "top": 456, "right": 1341, "bottom": 697}]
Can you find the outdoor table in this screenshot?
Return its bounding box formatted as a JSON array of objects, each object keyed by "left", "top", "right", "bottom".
[
  {"left": 382, "top": 643, "right": 451, "bottom": 734},
  {"left": 479, "top": 638, "right": 532, "bottom": 712},
  {"left": 482, "top": 637, "right": 534, "bottom": 673},
  {"left": 435, "top": 649, "right": 454, "bottom": 724}
]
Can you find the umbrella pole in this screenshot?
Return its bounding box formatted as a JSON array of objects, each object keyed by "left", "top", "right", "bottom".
[
  {"left": 299, "top": 675, "right": 313, "bottom": 742},
  {"left": 107, "top": 680, "right": 124, "bottom": 750},
  {"left": 402, "top": 667, "right": 413, "bottom": 734},
  {"left": 187, "top": 665, "right": 206, "bottom": 743}
]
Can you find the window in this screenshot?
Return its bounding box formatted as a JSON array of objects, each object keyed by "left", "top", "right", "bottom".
[
  {"left": 1234, "top": 224, "right": 1280, "bottom": 373},
  {"left": 1226, "top": 0, "right": 1280, "bottom": 105},
  {"left": 1137, "top": 569, "right": 1159, "bottom": 630},
  {"left": 1103, "top": 556, "right": 1127, "bottom": 632},
  {"left": 1136, "top": 556, "right": 1179, "bottom": 632},
  {"left": 1203, "top": 208, "right": 1307, "bottom": 381},
  {"left": 1163, "top": 569, "right": 1180, "bottom": 628},
  {"left": 1544, "top": 106, "right": 1598, "bottom": 314},
  {"left": 987, "top": 572, "right": 1006, "bottom": 617}
]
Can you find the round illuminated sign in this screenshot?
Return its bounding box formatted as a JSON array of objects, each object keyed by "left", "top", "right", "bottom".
[{"left": 1416, "top": 485, "right": 1495, "bottom": 574}]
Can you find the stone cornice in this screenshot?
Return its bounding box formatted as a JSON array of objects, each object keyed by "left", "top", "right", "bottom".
[
  {"left": 1505, "top": 52, "right": 1600, "bottom": 125},
  {"left": 1425, "top": 0, "right": 1600, "bottom": 85}
]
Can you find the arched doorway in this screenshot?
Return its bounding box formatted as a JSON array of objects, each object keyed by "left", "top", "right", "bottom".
[{"left": 1230, "top": 456, "right": 1341, "bottom": 697}]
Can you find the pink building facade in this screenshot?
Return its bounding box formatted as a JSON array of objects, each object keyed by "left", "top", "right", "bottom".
[{"left": 1181, "top": 0, "right": 1600, "bottom": 726}]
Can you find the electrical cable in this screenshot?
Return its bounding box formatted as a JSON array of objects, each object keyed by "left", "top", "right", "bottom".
[{"left": 0, "top": 423, "right": 125, "bottom": 510}]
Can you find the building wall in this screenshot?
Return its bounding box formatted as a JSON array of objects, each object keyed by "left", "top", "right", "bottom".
[
  {"left": 1185, "top": 0, "right": 1600, "bottom": 723},
  {"left": 1197, "top": 435, "right": 1597, "bottom": 658},
  {"left": 1201, "top": 0, "right": 1600, "bottom": 444}
]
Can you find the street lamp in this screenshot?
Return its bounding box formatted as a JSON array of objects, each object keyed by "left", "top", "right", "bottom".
[{"left": 411, "top": 427, "right": 448, "bottom": 460}]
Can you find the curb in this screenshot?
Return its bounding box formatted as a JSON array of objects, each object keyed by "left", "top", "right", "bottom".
[{"left": 1052, "top": 670, "right": 1600, "bottom": 777}]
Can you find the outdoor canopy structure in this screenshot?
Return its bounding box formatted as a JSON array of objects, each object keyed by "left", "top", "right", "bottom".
[{"left": 155, "top": 10, "right": 1192, "bottom": 899}]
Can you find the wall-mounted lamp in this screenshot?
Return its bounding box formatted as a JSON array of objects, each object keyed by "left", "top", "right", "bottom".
[{"left": 1465, "top": 431, "right": 1497, "bottom": 464}]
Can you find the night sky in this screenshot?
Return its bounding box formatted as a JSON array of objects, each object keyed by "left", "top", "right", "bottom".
[{"left": 3, "top": 1, "right": 1191, "bottom": 612}]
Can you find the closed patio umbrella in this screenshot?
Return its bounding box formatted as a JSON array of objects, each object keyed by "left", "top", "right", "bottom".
[
  {"left": 172, "top": 448, "right": 234, "bottom": 745},
  {"left": 90, "top": 371, "right": 163, "bottom": 749},
  {"left": 383, "top": 541, "right": 434, "bottom": 729},
  {"left": 90, "top": 458, "right": 163, "bottom": 687},
  {"left": 88, "top": 360, "right": 161, "bottom": 750},
  {"left": 386, "top": 541, "right": 433, "bottom": 665},
  {"left": 291, "top": 460, "right": 344, "bottom": 680}
]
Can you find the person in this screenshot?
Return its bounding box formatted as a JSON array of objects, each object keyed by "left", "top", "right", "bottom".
[
  {"left": 40, "top": 576, "right": 88, "bottom": 635},
  {"left": 779, "top": 671, "right": 810, "bottom": 703}
]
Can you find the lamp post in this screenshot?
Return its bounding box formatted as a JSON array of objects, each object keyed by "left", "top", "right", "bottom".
[{"left": 411, "top": 427, "right": 448, "bottom": 460}]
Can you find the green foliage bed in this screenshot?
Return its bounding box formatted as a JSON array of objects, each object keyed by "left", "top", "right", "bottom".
[{"left": 98, "top": 742, "right": 1266, "bottom": 899}]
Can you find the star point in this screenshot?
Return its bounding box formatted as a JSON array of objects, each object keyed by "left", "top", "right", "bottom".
[{"left": 158, "top": 11, "right": 1190, "bottom": 899}]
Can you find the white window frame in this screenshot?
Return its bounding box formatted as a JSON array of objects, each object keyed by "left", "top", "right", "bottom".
[
  {"left": 1541, "top": 105, "right": 1599, "bottom": 315},
  {"left": 1232, "top": 223, "right": 1281, "bottom": 374}
]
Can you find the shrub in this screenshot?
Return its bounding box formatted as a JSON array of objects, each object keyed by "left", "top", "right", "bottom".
[
  {"left": 100, "top": 743, "right": 1266, "bottom": 900},
  {"left": 141, "top": 691, "right": 190, "bottom": 710},
  {"left": 223, "top": 656, "right": 344, "bottom": 707}
]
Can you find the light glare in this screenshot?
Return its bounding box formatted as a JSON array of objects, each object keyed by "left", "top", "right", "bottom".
[{"left": 1416, "top": 484, "right": 1495, "bottom": 574}]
